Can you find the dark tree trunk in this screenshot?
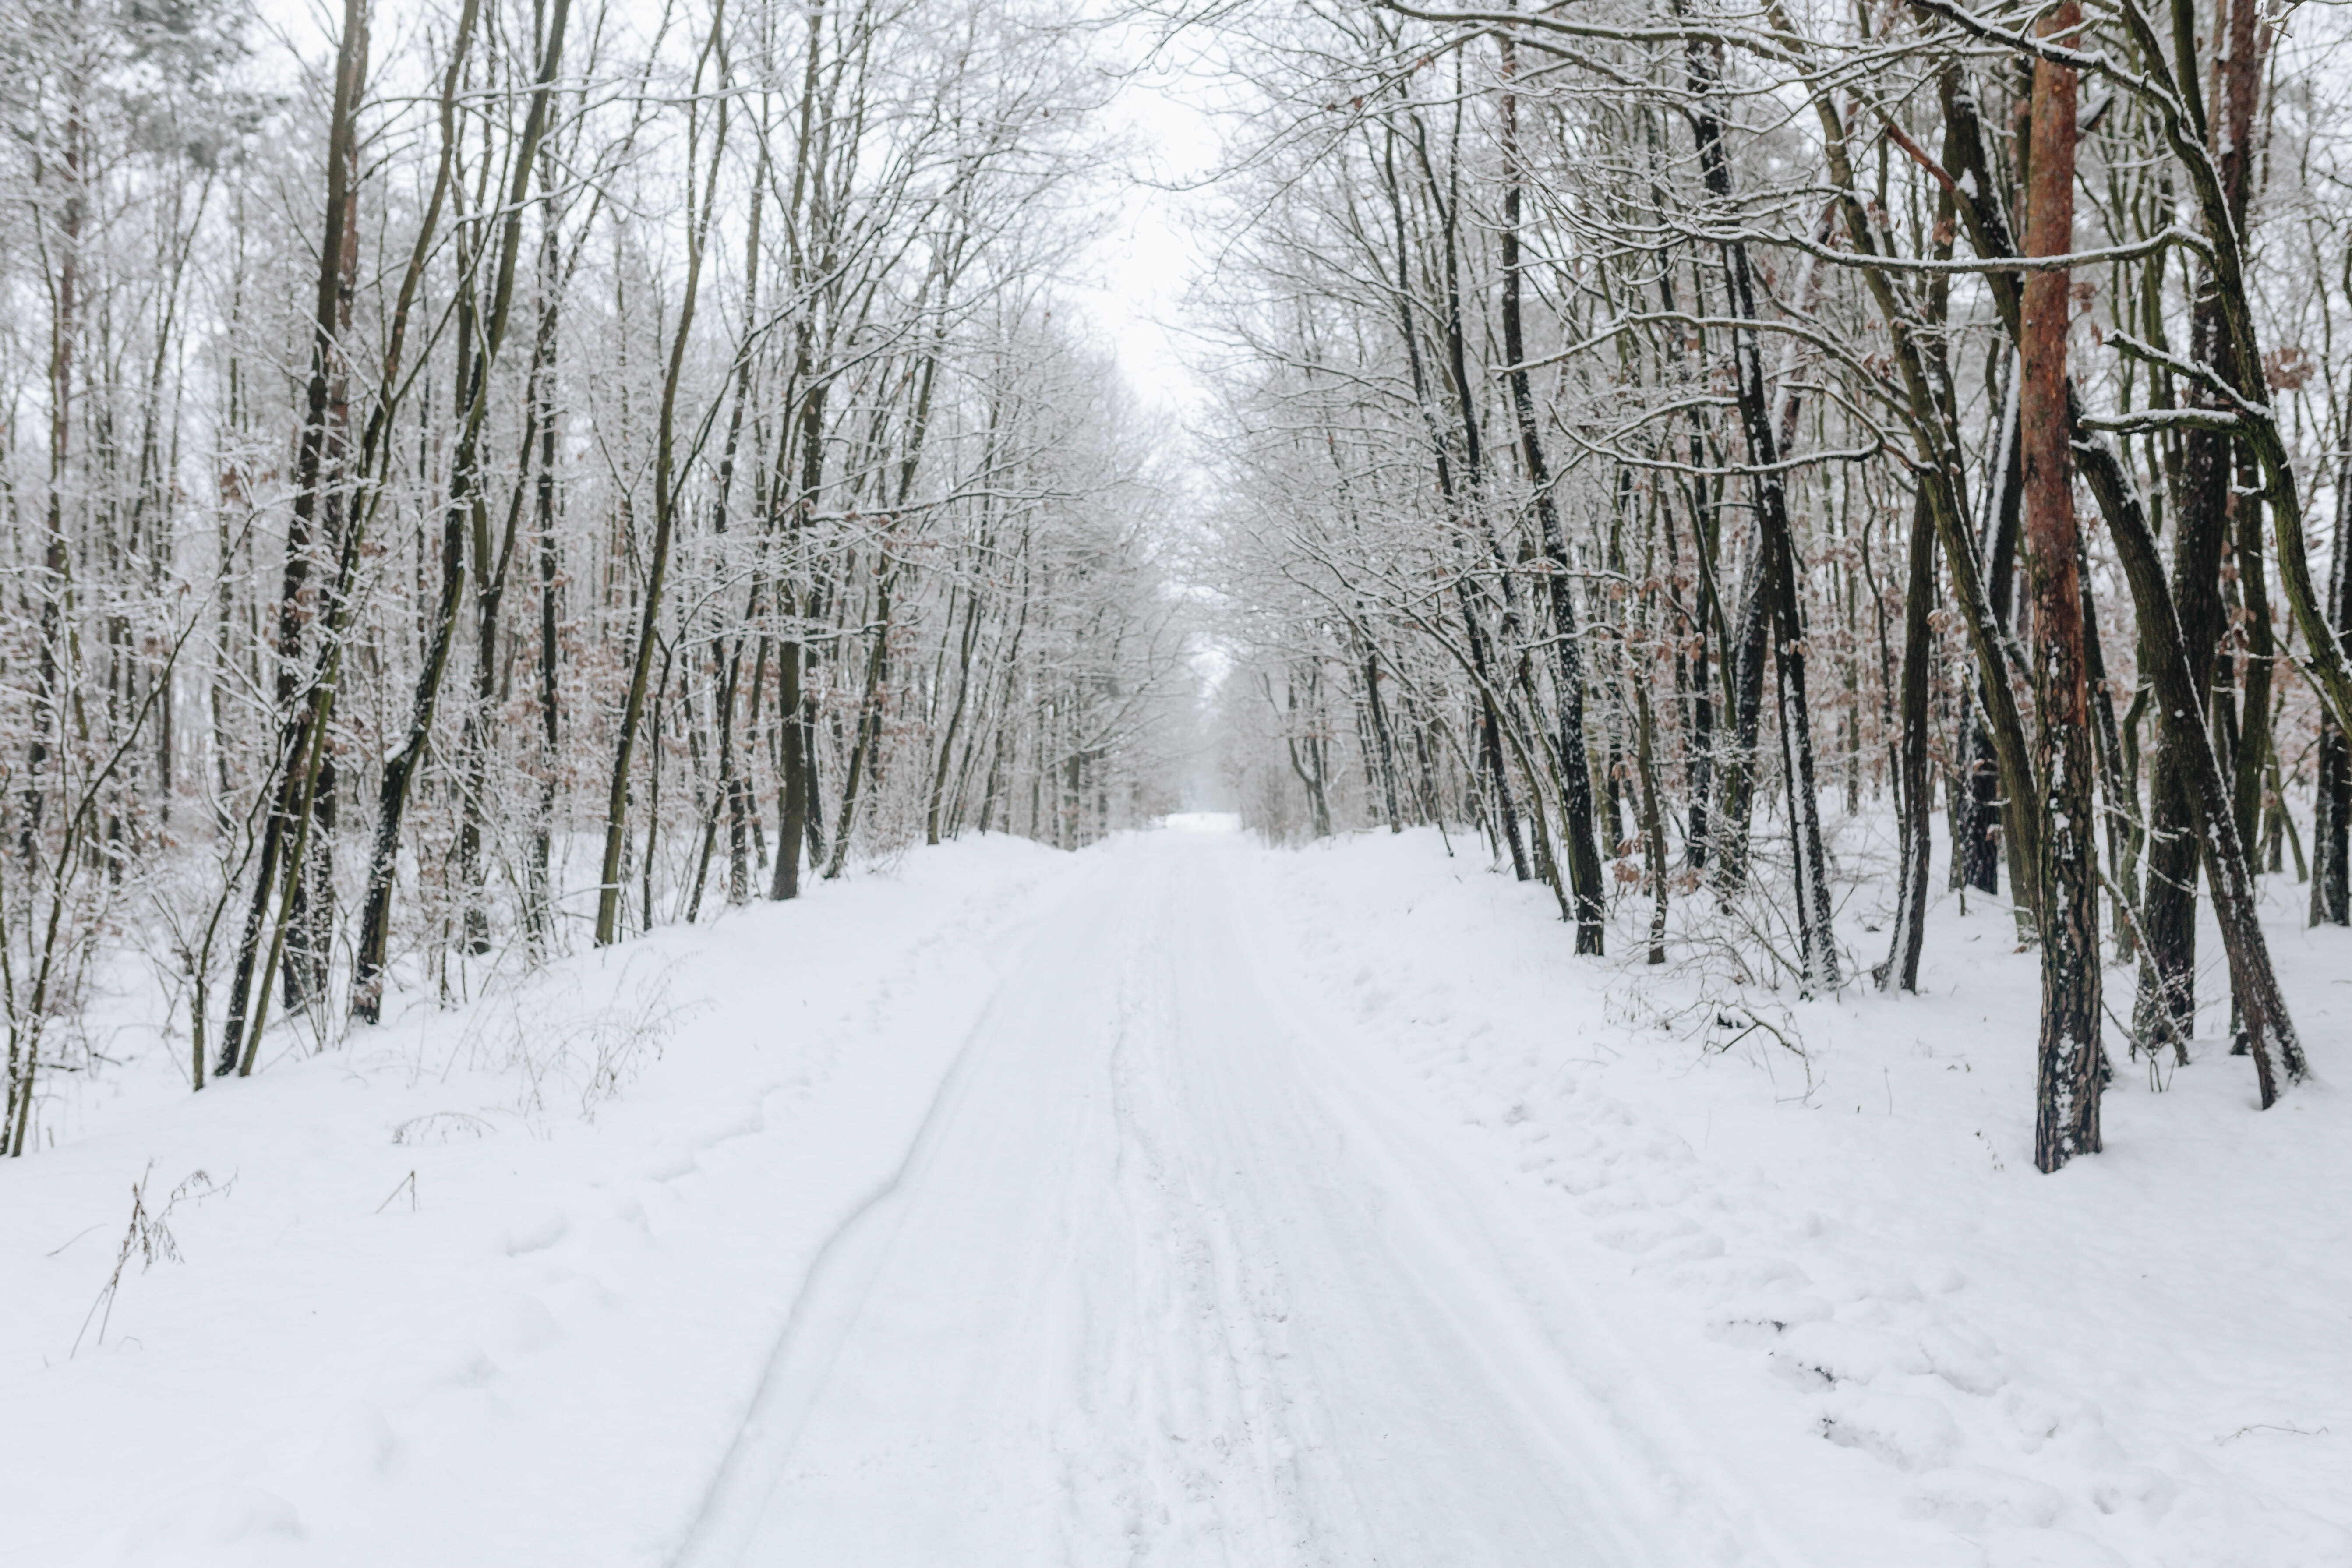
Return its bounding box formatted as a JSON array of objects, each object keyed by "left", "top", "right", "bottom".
[
  {"left": 2315, "top": 722, "right": 2348, "bottom": 924},
  {"left": 1363, "top": 643, "right": 1404, "bottom": 832},
  {"left": 770, "top": 632, "right": 806, "bottom": 901},
  {"left": 1632, "top": 676, "right": 1670, "bottom": 965},
  {"left": 2231, "top": 488, "right": 2275, "bottom": 857},
  {"left": 1957, "top": 375, "right": 2020, "bottom": 899},
  {"left": 1712, "top": 562, "right": 1771, "bottom": 894},
  {"left": 1879, "top": 488, "right": 1936, "bottom": 992},
  {"left": 2079, "top": 425, "right": 2305, "bottom": 1105},
  {"left": 2316, "top": 450, "right": 2352, "bottom": 923},
  {"left": 2143, "top": 0, "right": 2268, "bottom": 1044}
]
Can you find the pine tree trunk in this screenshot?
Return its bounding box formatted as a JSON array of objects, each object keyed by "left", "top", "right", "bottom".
[{"left": 2022, "top": 10, "right": 2102, "bottom": 1171}]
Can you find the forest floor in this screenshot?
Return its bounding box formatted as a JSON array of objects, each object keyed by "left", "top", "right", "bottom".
[{"left": 3, "top": 818, "right": 2348, "bottom": 1567}]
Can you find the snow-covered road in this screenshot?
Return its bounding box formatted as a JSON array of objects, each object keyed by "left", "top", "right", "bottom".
[
  {"left": 675, "top": 829, "right": 1733, "bottom": 1568},
  {"left": 14, "top": 821, "right": 2345, "bottom": 1568}
]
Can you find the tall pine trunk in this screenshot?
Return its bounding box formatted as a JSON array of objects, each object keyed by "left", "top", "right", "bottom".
[{"left": 2021, "top": 10, "right": 2102, "bottom": 1170}]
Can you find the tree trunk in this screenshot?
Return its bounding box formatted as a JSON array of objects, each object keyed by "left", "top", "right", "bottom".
[
  {"left": 825, "top": 566, "right": 896, "bottom": 879},
  {"left": 2078, "top": 426, "right": 2304, "bottom": 1104},
  {"left": 219, "top": 0, "right": 369, "bottom": 1068},
  {"left": 1957, "top": 373, "right": 2021, "bottom": 900},
  {"left": 2316, "top": 449, "right": 2352, "bottom": 923},
  {"left": 770, "top": 631, "right": 807, "bottom": 901},
  {"left": 1363, "top": 642, "right": 1404, "bottom": 831},
  {"left": 1632, "top": 674, "right": 1669, "bottom": 964},
  {"left": 1879, "top": 487, "right": 1936, "bottom": 992},
  {"left": 2143, "top": 0, "right": 2270, "bottom": 1045},
  {"left": 2230, "top": 487, "right": 2275, "bottom": 858},
  {"left": 527, "top": 153, "right": 565, "bottom": 955},
  {"left": 2022, "top": 12, "right": 2102, "bottom": 1171}
]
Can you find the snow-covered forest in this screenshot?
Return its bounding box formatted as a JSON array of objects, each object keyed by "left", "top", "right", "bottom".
[
  {"left": 0, "top": 0, "right": 1193, "bottom": 1131},
  {"left": 4, "top": 0, "right": 2351, "bottom": 1560}
]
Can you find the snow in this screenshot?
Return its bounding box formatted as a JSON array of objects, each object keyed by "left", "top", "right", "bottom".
[
  {"left": 0, "top": 836, "right": 1078, "bottom": 1567},
  {"left": 1249, "top": 826, "right": 2352, "bottom": 1566},
  {"left": 4, "top": 822, "right": 2348, "bottom": 1566}
]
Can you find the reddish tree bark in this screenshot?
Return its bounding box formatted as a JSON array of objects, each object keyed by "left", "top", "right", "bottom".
[{"left": 2023, "top": 0, "right": 2101, "bottom": 1171}]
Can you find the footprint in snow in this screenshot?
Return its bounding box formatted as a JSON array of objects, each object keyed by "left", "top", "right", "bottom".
[{"left": 1819, "top": 1386, "right": 1964, "bottom": 1471}]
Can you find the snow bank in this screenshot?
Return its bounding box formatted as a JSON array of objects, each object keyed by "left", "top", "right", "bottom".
[
  {"left": 1239, "top": 826, "right": 2352, "bottom": 1568},
  {"left": 0, "top": 835, "right": 1083, "bottom": 1567}
]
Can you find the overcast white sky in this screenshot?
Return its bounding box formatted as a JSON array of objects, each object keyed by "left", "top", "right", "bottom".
[{"left": 1067, "top": 30, "right": 1226, "bottom": 427}]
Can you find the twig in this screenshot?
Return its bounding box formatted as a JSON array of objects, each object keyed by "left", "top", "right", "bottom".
[{"left": 374, "top": 1170, "right": 419, "bottom": 1214}]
